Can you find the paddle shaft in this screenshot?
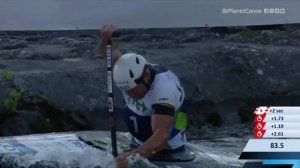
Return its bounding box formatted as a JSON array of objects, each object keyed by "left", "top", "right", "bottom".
[{"left": 106, "top": 38, "right": 118, "bottom": 157}]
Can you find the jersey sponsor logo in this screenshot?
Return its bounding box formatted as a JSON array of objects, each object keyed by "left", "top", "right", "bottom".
[
  {"left": 127, "top": 97, "right": 148, "bottom": 112},
  {"left": 158, "top": 97, "right": 169, "bottom": 101},
  {"left": 136, "top": 102, "right": 148, "bottom": 112}
]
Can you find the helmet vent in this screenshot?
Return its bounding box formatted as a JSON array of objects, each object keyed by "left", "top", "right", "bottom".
[
  {"left": 129, "top": 69, "right": 134, "bottom": 78},
  {"left": 136, "top": 57, "right": 140, "bottom": 64}
]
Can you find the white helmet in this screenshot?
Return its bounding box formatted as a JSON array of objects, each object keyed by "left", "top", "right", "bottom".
[{"left": 113, "top": 53, "right": 148, "bottom": 91}]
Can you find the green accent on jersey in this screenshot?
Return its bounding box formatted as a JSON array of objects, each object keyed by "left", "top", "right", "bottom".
[
  {"left": 155, "top": 103, "right": 186, "bottom": 131},
  {"left": 174, "top": 110, "right": 187, "bottom": 131},
  {"left": 136, "top": 102, "right": 148, "bottom": 112}
]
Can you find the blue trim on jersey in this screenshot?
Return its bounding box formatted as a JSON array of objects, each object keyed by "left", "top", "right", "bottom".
[{"left": 169, "top": 126, "right": 181, "bottom": 138}]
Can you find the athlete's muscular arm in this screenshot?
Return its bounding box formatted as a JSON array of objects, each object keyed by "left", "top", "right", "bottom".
[
  {"left": 99, "top": 25, "right": 122, "bottom": 65},
  {"left": 126, "top": 104, "right": 174, "bottom": 158},
  {"left": 116, "top": 113, "right": 173, "bottom": 168}
]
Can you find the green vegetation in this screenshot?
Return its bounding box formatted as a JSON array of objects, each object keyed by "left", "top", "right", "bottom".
[
  {"left": 239, "top": 30, "right": 258, "bottom": 38},
  {"left": 4, "top": 88, "right": 27, "bottom": 112},
  {"left": 0, "top": 70, "right": 13, "bottom": 81},
  {"left": 280, "top": 29, "right": 296, "bottom": 38}
]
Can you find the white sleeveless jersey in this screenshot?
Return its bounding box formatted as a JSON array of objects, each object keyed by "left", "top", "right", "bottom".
[{"left": 121, "top": 64, "right": 186, "bottom": 149}]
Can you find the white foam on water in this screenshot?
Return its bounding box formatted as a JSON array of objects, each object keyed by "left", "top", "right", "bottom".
[
  {"left": 0, "top": 131, "right": 245, "bottom": 168},
  {"left": 187, "top": 143, "right": 244, "bottom": 167},
  {"left": 0, "top": 141, "right": 116, "bottom": 168},
  {"left": 165, "top": 166, "right": 182, "bottom": 168},
  {"left": 127, "top": 154, "right": 158, "bottom": 168}
]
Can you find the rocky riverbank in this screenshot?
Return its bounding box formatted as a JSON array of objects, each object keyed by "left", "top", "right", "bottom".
[{"left": 0, "top": 24, "right": 300, "bottom": 137}]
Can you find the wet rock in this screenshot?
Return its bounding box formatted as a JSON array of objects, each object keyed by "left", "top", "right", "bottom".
[
  {"left": 50, "top": 37, "right": 82, "bottom": 47},
  {"left": 136, "top": 34, "right": 153, "bottom": 41},
  {"left": 186, "top": 99, "right": 222, "bottom": 135},
  {"left": 119, "top": 34, "right": 136, "bottom": 42},
  {"left": 143, "top": 40, "right": 185, "bottom": 49},
  {"left": 238, "top": 104, "right": 256, "bottom": 123},
  {"left": 158, "top": 40, "right": 184, "bottom": 49},
  {"left": 0, "top": 45, "right": 74, "bottom": 60},
  {"left": 225, "top": 28, "right": 300, "bottom": 46},
  {"left": 1, "top": 115, "right": 35, "bottom": 136},
  {"left": 25, "top": 36, "right": 48, "bottom": 42},
  {"left": 18, "top": 48, "right": 35, "bottom": 59},
  {"left": 180, "top": 34, "right": 202, "bottom": 43},
  {"left": 1, "top": 26, "right": 300, "bottom": 135},
  {"left": 260, "top": 30, "right": 275, "bottom": 40},
  {"left": 0, "top": 39, "right": 28, "bottom": 50},
  {"left": 0, "top": 49, "right": 21, "bottom": 59},
  {"left": 49, "top": 37, "right": 97, "bottom": 59},
  {"left": 256, "top": 68, "right": 264, "bottom": 75}
]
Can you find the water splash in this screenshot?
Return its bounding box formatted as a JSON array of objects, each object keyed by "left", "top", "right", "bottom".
[
  {"left": 0, "top": 133, "right": 116, "bottom": 168},
  {"left": 1, "top": 145, "right": 116, "bottom": 168},
  {"left": 127, "top": 154, "right": 158, "bottom": 168}
]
